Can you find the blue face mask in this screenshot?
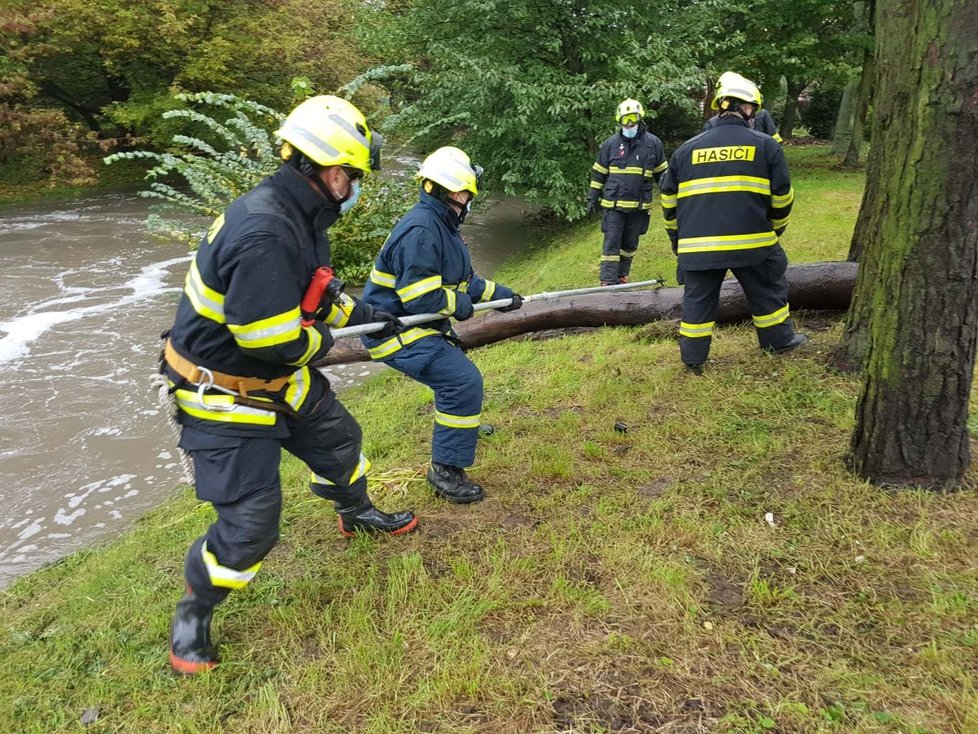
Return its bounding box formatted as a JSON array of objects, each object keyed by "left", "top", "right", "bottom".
[
  {"left": 621, "top": 126, "right": 638, "bottom": 139},
  {"left": 340, "top": 180, "right": 361, "bottom": 215}
]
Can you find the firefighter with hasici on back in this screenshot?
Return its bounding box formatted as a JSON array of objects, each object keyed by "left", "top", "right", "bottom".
[
  {"left": 659, "top": 73, "right": 808, "bottom": 373},
  {"left": 162, "top": 95, "right": 417, "bottom": 676},
  {"left": 587, "top": 98, "right": 668, "bottom": 286},
  {"left": 360, "top": 147, "right": 523, "bottom": 505},
  {"left": 703, "top": 71, "right": 783, "bottom": 143}
]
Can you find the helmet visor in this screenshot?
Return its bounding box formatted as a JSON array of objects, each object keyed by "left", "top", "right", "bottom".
[{"left": 620, "top": 113, "right": 640, "bottom": 126}]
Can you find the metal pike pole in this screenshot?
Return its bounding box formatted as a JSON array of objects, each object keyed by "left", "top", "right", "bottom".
[{"left": 330, "top": 278, "right": 665, "bottom": 340}]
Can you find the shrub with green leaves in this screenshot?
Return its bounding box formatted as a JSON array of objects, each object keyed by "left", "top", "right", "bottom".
[{"left": 104, "top": 91, "right": 414, "bottom": 284}]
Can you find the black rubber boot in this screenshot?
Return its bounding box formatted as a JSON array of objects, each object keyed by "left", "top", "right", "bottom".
[
  {"left": 169, "top": 590, "right": 218, "bottom": 675},
  {"left": 336, "top": 497, "right": 418, "bottom": 537},
  {"left": 767, "top": 332, "right": 810, "bottom": 354},
  {"left": 427, "top": 463, "right": 484, "bottom": 504},
  {"left": 684, "top": 362, "right": 704, "bottom": 375}
]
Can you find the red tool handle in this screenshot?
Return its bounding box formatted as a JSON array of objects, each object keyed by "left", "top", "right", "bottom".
[{"left": 301, "top": 266, "right": 344, "bottom": 326}]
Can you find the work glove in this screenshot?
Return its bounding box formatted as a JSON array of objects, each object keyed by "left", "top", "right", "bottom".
[
  {"left": 372, "top": 308, "right": 404, "bottom": 339},
  {"left": 454, "top": 292, "right": 475, "bottom": 321},
  {"left": 670, "top": 238, "right": 679, "bottom": 256},
  {"left": 586, "top": 199, "right": 598, "bottom": 218},
  {"left": 495, "top": 292, "right": 523, "bottom": 313}
]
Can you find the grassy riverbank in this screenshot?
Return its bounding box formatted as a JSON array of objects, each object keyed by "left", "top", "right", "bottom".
[{"left": 3, "top": 147, "right": 977, "bottom": 733}]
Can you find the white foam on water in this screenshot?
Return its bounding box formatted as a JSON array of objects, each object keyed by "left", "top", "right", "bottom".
[
  {"left": 54, "top": 507, "right": 86, "bottom": 526},
  {"left": 0, "top": 255, "right": 188, "bottom": 365}
]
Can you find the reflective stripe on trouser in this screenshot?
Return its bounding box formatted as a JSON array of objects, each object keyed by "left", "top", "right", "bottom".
[
  {"left": 600, "top": 209, "right": 649, "bottom": 282},
  {"left": 679, "top": 249, "right": 794, "bottom": 366},
  {"left": 180, "top": 395, "right": 370, "bottom": 605},
  {"left": 381, "top": 336, "right": 483, "bottom": 467}
]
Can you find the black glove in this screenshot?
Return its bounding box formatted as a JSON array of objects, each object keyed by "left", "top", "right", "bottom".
[
  {"left": 670, "top": 239, "right": 679, "bottom": 256},
  {"left": 586, "top": 199, "right": 598, "bottom": 218},
  {"left": 496, "top": 292, "right": 523, "bottom": 313},
  {"left": 454, "top": 293, "right": 475, "bottom": 321},
  {"left": 372, "top": 308, "right": 404, "bottom": 339}
]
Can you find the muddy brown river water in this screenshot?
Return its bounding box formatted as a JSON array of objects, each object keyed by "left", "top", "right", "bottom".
[{"left": 0, "top": 186, "right": 538, "bottom": 587}]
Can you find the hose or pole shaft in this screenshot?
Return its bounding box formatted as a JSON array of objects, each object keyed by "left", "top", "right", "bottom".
[{"left": 330, "top": 278, "right": 664, "bottom": 340}]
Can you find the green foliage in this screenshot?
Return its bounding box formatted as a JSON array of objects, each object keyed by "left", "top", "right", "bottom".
[
  {"left": 105, "top": 92, "right": 415, "bottom": 283},
  {"left": 361, "top": 0, "right": 704, "bottom": 220},
  {"left": 803, "top": 86, "right": 844, "bottom": 140}
]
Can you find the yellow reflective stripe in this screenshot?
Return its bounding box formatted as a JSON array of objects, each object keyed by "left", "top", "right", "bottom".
[
  {"left": 641, "top": 202, "right": 653, "bottom": 210},
  {"left": 771, "top": 187, "right": 795, "bottom": 207},
  {"left": 770, "top": 214, "right": 791, "bottom": 229},
  {"left": 370, "top": 268, "right": 397, "bottom": 288},
  {"left": 434, "top": 410, "right": 481, "bottom": 429},
  {"left": 663, "top": 216, "right": 678, "bottom": 230},
  {"left": 653, "top": 160, "right": 668, "bottom": 174},
  {"left": 174, "top": 388, "right": 277, "bottom": 425},
  {"left": 600, "top": 255, "right": 620, "bottom": 262},
  {"left": 458, "top": 280, "right": 469, "bottom": 293},
  {"left": 753, "top": 304, "right": 790, "bottom": 328},
  {"left": 677, "top": 231, "right": 778, "bottom": 253},
  {"left": 482, "top": 280, "right": 496, "bottom": 301},
  {"left": 202, "top": 541, "right": 261, "bottom": 590},
  {"left": 439, "top": 288, "right": 456, "bottom": 316},
  {"left": 397, "top": 275, "right": 442, "bottom": 302},
  {"left": 228, "top": 307, "right": 302, "bottom": 348},
  {"left": 312, "top": 452, "right": 371, "bottom": 486},
  {"left": 367, "top": 327, "right": 442, "bottom": 360},
  {"left": 592, "top": 162, "right": 609, "bottom": 175},
  {"left": 589, "top": 181, "right": 603, "bottom": 189},
  {"left": 677, "top": 175, "right": 771, "bottom": 198},
  {"left": 284, "top": 366, "right": 311, "bottom": 409},
  {"left": 679, "top": 321, "right": 715, "bottom": 338},
  {"left": 608, "top": 167, "right": 645, "bottom": 175},
  {"left": 660, "top": 193, "right": 677, "bottom": 208},
  {"left": 772, "top": 133, "right": 784, "bottom": 143},
  {"left": 206, "top": 213, "right": 225, "bottom": 244},
  {"left": 324, "top": 293, "right": 356, "bottom": 328},
  {"left": 621, "top": 249, "right": 636, "bottom": 258},
  {"left": 600, "top": 199, "right": 641, "bottom": 209},
  {"left": 184, "top": 258, "right": 226, "bottom": 324},
  {"left": 287, "top": 325, "right": 322, "bottom": 366}
]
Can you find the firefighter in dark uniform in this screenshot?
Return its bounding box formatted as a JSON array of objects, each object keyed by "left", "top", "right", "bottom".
[
  {"left": 587, "top": 99, "right": 668, "bottom": 285},
  {"left": 659, "top": 74, "right": 808, "bottom": 371},
  {"left": 162, "top": 96, "right": 417, "bottom": 675},
  {"left": 703, "top": 72, "right": 783, "bottom": 143},
  {"left": 360, "top": 147, "right": 523, "bottom": 504}
]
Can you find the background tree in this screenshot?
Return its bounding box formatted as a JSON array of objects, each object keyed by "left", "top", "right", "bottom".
[
  {"left": 842, "top": 0, "right": 978, "bottom": 486},
  {"left": 361, "top": 0, "right": 703, "bottom": 219}
]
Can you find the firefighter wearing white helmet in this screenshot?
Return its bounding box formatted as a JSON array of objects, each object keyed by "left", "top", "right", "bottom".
[
  {"left": 587, "top": 98, "right": 668, "bottom": 285},
  {"left": 361, "top": 146, "right": 523, "bottom": 504},
  {"left": 163, "top": 94, "right": 415, "bottom": 675},
  {"left": 659, "top": 75, "right": 807, "bottom": 373},
  {"left": 703, "top": 72, "right": 783, "bottom": 143}
]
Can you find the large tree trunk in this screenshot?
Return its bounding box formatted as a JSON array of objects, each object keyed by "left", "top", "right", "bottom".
[
  {"left": 844, "top": 0, "right": 978, "bottom": 487},
  {"left": 322, "top": 262, "right": 857, "bottom": 364},
  {"left": 831, "top": 81, "right": 857, "bottom": 156},
  {"left": 779, "top": 79, "right": 807, "bottom": 140},
  {"left": 842, "top": 1, "right": 877, "bottom": 168}
]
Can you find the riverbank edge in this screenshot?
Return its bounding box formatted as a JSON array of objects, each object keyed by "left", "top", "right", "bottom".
[{"left": 4, "top": 147, "right": 975, "bottom": 732}]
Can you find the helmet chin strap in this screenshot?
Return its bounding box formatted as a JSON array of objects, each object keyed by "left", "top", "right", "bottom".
[{"left": 288, "top": 153, "right": 345, "bottom": 206}]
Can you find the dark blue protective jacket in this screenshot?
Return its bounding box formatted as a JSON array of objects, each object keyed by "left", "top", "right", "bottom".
[
  {"left": 165, "top": 165, "right": 374, "bottom": 436},
  {"left": 360, "top": 191, "right": 512, "bottom": 360}
]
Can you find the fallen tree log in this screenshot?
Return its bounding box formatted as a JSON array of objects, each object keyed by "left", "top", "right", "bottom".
[{"left": 321, "top": 261, "right": 857, "bottom": 365}]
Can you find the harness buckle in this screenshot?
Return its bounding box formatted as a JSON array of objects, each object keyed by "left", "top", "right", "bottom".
[{"left": 195, "top": 366, "right": 236, "bottom": 412}]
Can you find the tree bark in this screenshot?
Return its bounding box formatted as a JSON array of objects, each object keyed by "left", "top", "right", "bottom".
[
  {"left": 322, "top": 262, "right": 857, "bottom": 364},
  {"left": 844, "top": 0, "right": 978, "bottom": 487},
  {"left": 779, "top": 79, "right": 807, "bottom": 140},
  {"left": 842, "top": 1, "right": 877, "bottom": 168},
  {"left": 831, "top": 80, "right": 857, "bottom": 155}
]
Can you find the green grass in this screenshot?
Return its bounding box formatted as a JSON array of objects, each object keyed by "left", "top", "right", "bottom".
[{"left": 4, "top": 145, "right": 977, "bottom": 733}]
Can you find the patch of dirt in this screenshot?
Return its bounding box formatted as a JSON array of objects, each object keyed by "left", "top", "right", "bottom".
[
  {"left": 706, "top": 571, "right": 743, "bottom": 611},
  {"left": 794, "top": 310, "right": 845, "bottom": 332},
  {"left": 551, "top": 690, "right": 665, "bottom": 732},
  {"left": 637, "top": 478, "right": 673, "bottom": 502}
]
